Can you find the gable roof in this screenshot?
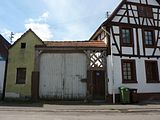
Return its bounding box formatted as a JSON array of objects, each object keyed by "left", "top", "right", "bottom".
[
  {"left": 0, "top": 34, "right": 10, "bottom": 48},
  {"left": 89, "top": 0, "right": 160, "bottom": 40},
  {"left": 9, "top": 29, "right": 44, "bottom": 49},
  {"left": 0, "top": 34, "right": 11, "bottom": 59}
]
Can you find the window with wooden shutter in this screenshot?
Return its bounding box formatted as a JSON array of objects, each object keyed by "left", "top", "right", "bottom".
[
  {"left": 145, "top": 61, "right": 159, "bottom": 83},
  {"left": 16, "top": 68, "right": 26, "bottom": 84}
]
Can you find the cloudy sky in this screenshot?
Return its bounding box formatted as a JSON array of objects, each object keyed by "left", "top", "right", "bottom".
[{"left": 0, "top": 0, "right": 120, "bottom": 42}]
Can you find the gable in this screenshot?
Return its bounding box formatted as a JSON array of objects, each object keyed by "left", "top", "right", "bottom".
[
  {"left": 9, "top": 29, "right": 44, "bottom": 51},
  {"left": 90, "top": 0, "right": 160, "bottom": 40},
  {"left": 107, "top": 0, "right": 160, "bottom": 27}
]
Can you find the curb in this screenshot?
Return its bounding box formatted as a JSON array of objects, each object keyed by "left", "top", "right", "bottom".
[{"left": 0, "top": 108, "right": 160, "bottom": 113}]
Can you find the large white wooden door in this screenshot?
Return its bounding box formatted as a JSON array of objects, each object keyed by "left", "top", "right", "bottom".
[{"left": 39, "top": 53, "right": 87, "bottom": 99}]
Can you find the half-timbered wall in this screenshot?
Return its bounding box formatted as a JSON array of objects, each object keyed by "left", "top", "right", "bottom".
[
  {"left": 112, "top": 0, "right": 160, "bottom": 27},
  {"left": 107, "top": 0, "right": 160, "bottom": 95},
  {"left": 110, "top": 26, "right": 160, "bottom": 57}
]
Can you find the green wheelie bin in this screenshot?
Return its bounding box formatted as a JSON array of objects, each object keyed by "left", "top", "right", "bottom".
[{"left": 119, "top": 86, "right": 130, "bottom": 104}]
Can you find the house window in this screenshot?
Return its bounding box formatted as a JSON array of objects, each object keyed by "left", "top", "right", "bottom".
[
  {"left": 145, "top": 61, "right": 159, "bottom": 83},
  {"left": 121, "top": 28, "right": 133, "bottom": 46},
  {"left": 21, "top": 43, "right": 26, "bottom": 48},
  {"left": 121, "top": 60, "right": 137, "bottom": 83},
  {"left": 16, "top": 68, "right": 26, "bottom": 84},
  {"left": 138, "top": 5, "right": 153, "bottom": 18},
  {"left": 143, "top": 30, "right": 154, "bottom": 47}
]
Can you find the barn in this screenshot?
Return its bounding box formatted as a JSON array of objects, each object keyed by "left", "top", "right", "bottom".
[{"left": 32, "top": 41, "right": 107, "bottom": 100}]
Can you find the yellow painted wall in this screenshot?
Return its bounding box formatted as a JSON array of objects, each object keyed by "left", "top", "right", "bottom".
[{"left": 5, "top": 30, "right": 43, "bottom": 98}]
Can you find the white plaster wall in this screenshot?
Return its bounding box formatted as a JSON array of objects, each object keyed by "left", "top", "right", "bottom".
[
  {"left": 117, "top": 9, "right": 126, "bottom": 15},
  {"left": 145, "top": 49, "right": 154, "bottom": 55},
  {"left": 121, "top": 17, "right": 128, "bottom": 23},
  {"left": 130, "top": 18, "right": 136, "bottom": 24},
  {"left": 127, "top": 0, "right": 140, "bottom": 3},
  {"left": 112, "top": 16, "right": 121, "bottom": 22},
  {"left": 132, "top": 5, "right": 137, "bottom": 10},
  {"left": 0, "top": 61, "right": 6, "bottom": 94},
  {"left": 122, "top": 47, "right": 133, "bottom": 54},
  {"left": 137, "top": 29, "right": 143, "bottom": 55},
  {"left": 147, "top": 0, "right": 159, "bottom": 6},
  {"left": 127, "top": 0, "right": 159, "bottom": 6},
  {"left": 141, "top": 0, "right": 147, "bottom": 4},
  {"left": 133, "top": 28, "right": 137, "bottom": 54},
  {"left": 107, "top": 56, "right": 160, "bottom": 94},
  {"left": 113, "top": 26, "right": 119, "bottom": 34}
]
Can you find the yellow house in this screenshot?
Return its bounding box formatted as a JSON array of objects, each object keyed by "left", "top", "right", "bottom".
[{"left": 5, "top": 29, "right": 44, "bottom": 99}]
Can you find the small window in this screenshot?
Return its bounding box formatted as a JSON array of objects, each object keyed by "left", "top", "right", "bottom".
[
  {"left": 21, "top": 43, "right": 26, "bottom": 49},
  {"left": 143, "top": 30, "right": 154, "bottom": 47},
  {"left": 121, "top": 60, "right": 137, "bottom": 83},
  {"left": 138, "top": 5, "right": 153, "bottom": 18},
  {"left": 121, "top": 28, "right": 133, "bottom": 46},
  {"left": 16, "top": 68, "right": 26, "bottom": 84},
  {"left": 145, "top": 61, "right": 159, "bottom": 83}
]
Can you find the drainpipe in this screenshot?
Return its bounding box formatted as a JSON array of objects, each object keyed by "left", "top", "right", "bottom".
[{"left": 101, "top": 26, "right": 115, "bottom": 104}]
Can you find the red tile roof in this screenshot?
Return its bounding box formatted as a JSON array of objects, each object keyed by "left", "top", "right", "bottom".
[{"left": 41, "top": 41, "right": 107, "bottom": 48}]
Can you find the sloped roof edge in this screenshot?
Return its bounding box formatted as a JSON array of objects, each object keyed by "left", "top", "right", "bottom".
[
  {"left": 89, "top": 0, "right": 160, "bottom": 40},
  {"left": 9, "top": 29, "right": 45, "bottom": 49},
  {"left": 89, "top": 0, "right": 125, "bottom": 40},
  {"left": 0, "top": 34, "right": 11, "bottom": 48}
]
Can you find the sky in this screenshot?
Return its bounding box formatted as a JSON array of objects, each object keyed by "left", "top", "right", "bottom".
[{"left": 0, "top": 0, "right": 120, "bottom": 42}]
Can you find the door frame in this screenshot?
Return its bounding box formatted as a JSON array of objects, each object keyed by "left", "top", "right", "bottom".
[{"left": 87, "top": 69, "right": 108, "bottom": 101}]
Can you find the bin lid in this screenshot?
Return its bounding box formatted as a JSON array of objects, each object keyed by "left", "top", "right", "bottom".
[{"left": 119, "top": 86, "right": 129, "bottom": 90}]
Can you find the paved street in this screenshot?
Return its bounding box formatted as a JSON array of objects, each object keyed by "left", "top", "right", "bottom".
[
  {"left": 0, "top": 110, "right": 160, "bottom": 120},
  {"left": 0, "top": 103, "right": 160, "bottom": 120}
]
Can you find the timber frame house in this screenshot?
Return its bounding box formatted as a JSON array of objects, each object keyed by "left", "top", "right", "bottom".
[{"left": 90, "top": 0, "right": 160, "bottom": 102}]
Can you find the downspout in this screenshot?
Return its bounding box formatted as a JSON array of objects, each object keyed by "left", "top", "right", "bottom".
[{"left": 101, "top": 26, "right": 115, "bottom": 104}]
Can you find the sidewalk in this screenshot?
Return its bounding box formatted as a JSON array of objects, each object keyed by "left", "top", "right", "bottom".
[{"left": 0, "top": 101, "right": 160, "bottom": 113}]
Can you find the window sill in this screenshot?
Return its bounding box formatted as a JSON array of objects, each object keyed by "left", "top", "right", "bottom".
[
  {"left": 144, "top": 45, "right": 155, "bottom": 48},
  {"left": 122, "top": 81, "right": 138, "bottom": 84},
  {"left": 147, "top": 81, "right": 160, "bottom": 83},
  {"left": 121, "top": 44, "right": 133, "bottom": 47}
]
